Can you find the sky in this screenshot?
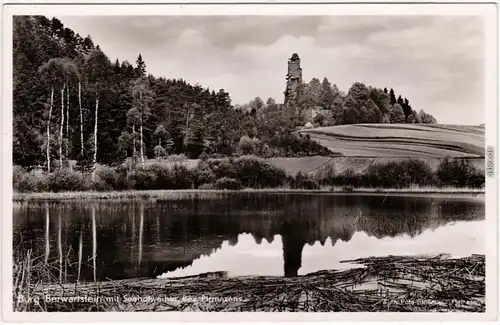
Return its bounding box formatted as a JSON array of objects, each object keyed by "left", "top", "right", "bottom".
[{"left": 59, "top": 15, "right": 485, "bottom": 125}]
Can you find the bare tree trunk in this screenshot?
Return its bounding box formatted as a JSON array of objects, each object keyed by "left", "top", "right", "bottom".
[
  {"left": 44, "top": 203, "right": 50, "bottom": 264},
  {"left": 59, "top": 85, "right": 66, "bottom": 168},
  {"left": 140, "top": 117, "right": 145, "bottom": 167},
  {"left": 77, "top": 225, "right": 82, "bottom": 283},
  {"left": 66, "top": 84, "right": 70, "bottom": 159},
  {"left": 92, "top": 93, "right": 99, "bottom": 181},
  {"left": 58, "top": 212, "right": 62, "bottom": 283},
  {"left": 91, "top": 206, "right": 97, "bottom": 283},
  {"left": 78, "top": 80, "right": 83, "bottom": 158},
  {"left": 139, "top": 91, "right": 145, "bottom": 167},
  {"left": 47, "top": 86, "right": 54, "bottom": 173},
  {"left": 132, "top": 124, "right": 136, "bottom": 158}
]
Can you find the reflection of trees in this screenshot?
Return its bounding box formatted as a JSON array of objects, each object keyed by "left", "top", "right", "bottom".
[{"left": 13, "top": 194, "right": 484, "bottom": 281}]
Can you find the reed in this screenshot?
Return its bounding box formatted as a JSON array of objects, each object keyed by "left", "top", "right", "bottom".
[
  {"left": 16, "top": 254, "right": 484, "bottom": 312},
  {"left": 13, "top": 185, "right": 484, "bottom": 202}
]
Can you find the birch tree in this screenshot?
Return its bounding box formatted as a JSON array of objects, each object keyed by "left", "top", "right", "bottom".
[
  {"left": 39, "top": 58, "right": 66, "bottom": 172},
  {"left": 85, "top": 48, "right": 110, "bottom": 180},
  {"left": 130, "top": 76, "right": 154, "bottom": 167}
]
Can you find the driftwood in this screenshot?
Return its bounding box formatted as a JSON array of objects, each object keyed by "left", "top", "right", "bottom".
[{"left": 14, "top": 254, "right": 485, "bottom": 312}]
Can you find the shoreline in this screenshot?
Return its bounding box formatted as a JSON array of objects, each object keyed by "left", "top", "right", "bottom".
[
  {"left": 16, "top": 254, "right": 485, "bottom": 312},
  {"left": 13, "top": 187, "right": 485, "bottom": 202}
]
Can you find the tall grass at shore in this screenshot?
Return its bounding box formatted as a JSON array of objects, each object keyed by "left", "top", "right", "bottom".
[
  {"left": 13, "top": 156, "right": 485, "bottom": 197},
  {"left": 13, "top": 249, "right": 485, "bottom": 312},
  {"left": 12, "top": 186, "right": 485, "bottom": 202}
]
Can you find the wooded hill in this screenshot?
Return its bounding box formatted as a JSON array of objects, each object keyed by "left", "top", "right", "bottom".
[{"left": 13, "top": 16, "right": 440, "bottom": 172}]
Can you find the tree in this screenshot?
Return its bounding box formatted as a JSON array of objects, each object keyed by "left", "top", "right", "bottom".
[
  {"left": 364, "top": 99, "right": 382, "bottom": 123},
  {"left": 59, "top": 58, "right": 79, "bottom": 166},
  {"left": 38, "top": 58, "right": 70, "bottom": 172},
  {"left": 135, "top": 53, "right": 146, "bottom": 77},
  {"left": 85, "top": 48, "right": 110, "bottom": 180},
  {"left": 320, "top": 77, "right": 334, "bottom": 109},
  {"left": 389, "top": 103, "right": 405, "bottom": 123},
  {"left": 130, "top": 76, "right": 154, "bottom": 166},
  {"left": 307, "top": 78, "right": 322, "bottom": 103},
  {"left": 418, "top": 109, "right": 438, "bottom": 124},
  {"left": 266, "top": 97, "right": 276, "bottom": 107},
  {"left": 407, "top": 110, "right": 421, "bottom": 123},
  {"left": 238, "top": 135, "right": 256, "bottom": 155},
  {"left": 402, "top": 98, "right": 413, "bottom": 121},
  {"left": 348, "top": 82, "right": 369, "bottom": 103},
  {"left": 389, "top": 88, "right": 396, "bottom": 105}
]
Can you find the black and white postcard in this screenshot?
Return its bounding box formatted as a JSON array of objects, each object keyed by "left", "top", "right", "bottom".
[{"left": 2, "top": 1, "right": 498, "bottom": 323}]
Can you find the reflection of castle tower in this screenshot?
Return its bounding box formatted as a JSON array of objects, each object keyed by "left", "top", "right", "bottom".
[
  {"left": 280, "top": 219, "right": 307, "bottom": 277},
  {"left": 284, "top": 53, "right": 303, "bottom": 105}
]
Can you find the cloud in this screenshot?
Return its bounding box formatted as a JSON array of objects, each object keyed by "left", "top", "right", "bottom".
[{"left": 58, "top": 15, "right": 485, "bottom": 124}]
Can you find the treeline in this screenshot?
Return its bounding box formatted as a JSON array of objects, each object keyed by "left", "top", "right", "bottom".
[
  {"left": 239, "top": 79, "right": 438, "bottom": 128},
  {"left": 13, "top": 156, "right": 484, "bottom": 193},
  {"left": 13, "top": 16, "right": 333, "bottom": 172}
]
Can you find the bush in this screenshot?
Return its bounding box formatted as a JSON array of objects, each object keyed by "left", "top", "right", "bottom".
[
  {"left": 363, "top": 159, "right": 436, "bottom": 188},
  {"left": 232, "top": 155, "right": 286, "bottom": 188},
  {"left": 315, "top": 165, "right": 336, "bottom": 186},
  {"left": 46, "top": 168, "right": 87, "bottom": 192},
  {"left": 94, "top": 166, "right": 119, "bottom": 191},
  {"left": 145, "top": 164, "right": 172, "bottom": 190},
  {"left": 437, "top": 158, "right": 484, "bottom": 188},
  {"left": 170, "top": 164, "right": 195, "bottom": 189},
  {"left": 126, "top": 167, "right": 157, "bottom": 190},
  {"left": 214, "top": 177, "right": 242, "bottom": 190},
  {"left": 335, "top": 169, "right": 360, "bottom": 187},
  {"left": 290, "top": 172, "right": 320, "bottom": 189},
  {"left": 198, "top": 183, "right": 215, "bottom": 190},
  {"left": 192, "top": 162, "right": 216, "bottom": 187},
  {"left": 167, "top": 154, "right": 187, "bottom": 163},
  {"left": 13, "top": 166, "right": 47, "bottom": 193},
  {"left": 205, "top": 158, "right": 235, "bottom": 179}
]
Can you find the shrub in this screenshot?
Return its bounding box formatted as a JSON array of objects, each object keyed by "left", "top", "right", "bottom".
[
  {"left": 335, "top": 169, "right": 360, "bottom": 187},
  {"left": 145, "top": 164, "right": 172, "bottom": 190},
  {"left": 199, "top": 151, "right": 209, "bottom": 161},
  {"left": 126, "top": 167, "right": 157, "bottom": 190},
  {"left": 238, "top": 135, "right": 257, "bottom": 155},
  {"left": 198, "top": 183, "right": 215, "bottom": 190},
  {"left": 214, "top": 177, "right": 242, "bottom": 190},
  {"left": 13, "top": 166, "right": 47, "bottom": 193},
  {"left": 363, "top": 159, "right": 435, "bottom": 188},
  {"left": 46, "top": 168, "right": 87, "bottom": 192},
  {"left": 232, "top": 155, "right": 286, "bottom": 188},
  {"left": 206, "top": 158, "right": 235, "bottom": 179},
  {"left": 315, "top": 164, "right": 336, "bottom": 186},
  {"left": 167, "top": 154, "right": 187, "bottom": 163},
  {"left": 192, "top": 162, "right": 216, "bottom": 187},
  {"left": 170, "top": 164, "right": 194, "bottom": 189},
  {"left": 290, "top": 172, "right": 320, "bottom": 189},
  {"left": 94, "top": 166, "right": 119, "bottom": 190},
  {"left": 437, "top": 158, "right": 484, "bottom": 188}
]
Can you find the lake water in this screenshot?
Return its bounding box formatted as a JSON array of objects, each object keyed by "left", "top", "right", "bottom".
[{"left": 13, "top": 193, "right": 485, "bottom": 282}]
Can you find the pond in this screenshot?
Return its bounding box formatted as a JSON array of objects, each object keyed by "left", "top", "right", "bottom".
[{"left": 13, "top": 193, "right": 484, "bottom": 282}]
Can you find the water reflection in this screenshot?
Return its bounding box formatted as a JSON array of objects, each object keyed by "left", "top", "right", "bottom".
[{"left": 13, "top": 193, "right": 485, "bottom": 282}]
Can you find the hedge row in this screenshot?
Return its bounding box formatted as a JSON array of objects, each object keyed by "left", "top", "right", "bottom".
[{"left": 13, "top": 157, "right": 485, "bottom": 193}]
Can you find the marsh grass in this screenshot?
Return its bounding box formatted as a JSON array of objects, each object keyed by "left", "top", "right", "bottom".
[
  {"left": 15, "top": 253, "right": 485, "bottom": 312},
  {"left": 13, "top": 185, "right": 484, "bottom": 202}
]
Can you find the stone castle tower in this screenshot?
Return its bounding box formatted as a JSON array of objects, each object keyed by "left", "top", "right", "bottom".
[{"left": 284, "top": 53, "right": 302, "bottom": 105}]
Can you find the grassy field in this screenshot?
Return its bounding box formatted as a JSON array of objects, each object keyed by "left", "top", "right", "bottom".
[
  {"left": 298, "top": 124, "right": 485, "bottom": 158},
  {"left": 132, "top": 124, "right": 484, "bottom": 176}
]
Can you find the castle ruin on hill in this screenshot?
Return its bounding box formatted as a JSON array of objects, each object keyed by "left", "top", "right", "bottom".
[{"left": 284, "top": 53, "right": 303, "bottom": 105}]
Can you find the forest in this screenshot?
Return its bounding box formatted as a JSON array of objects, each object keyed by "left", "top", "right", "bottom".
[{"left": 13, "top": 16, "right": 438, "bottom": 174}]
